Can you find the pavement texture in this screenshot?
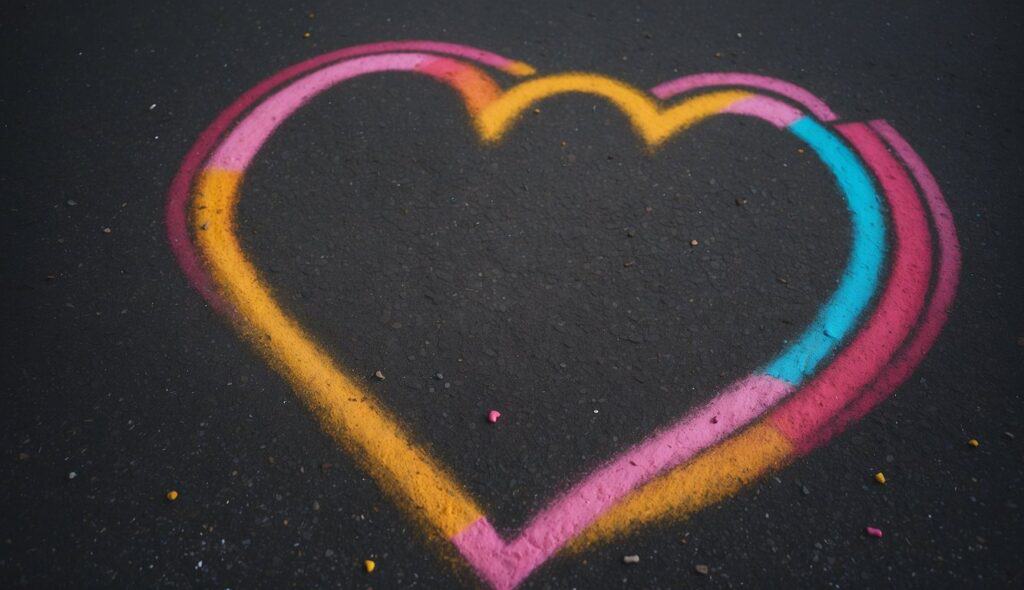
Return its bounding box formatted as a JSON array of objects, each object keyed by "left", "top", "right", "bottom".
[{"left": 2, "top": 0, "right": 1023, "bottom": 588}]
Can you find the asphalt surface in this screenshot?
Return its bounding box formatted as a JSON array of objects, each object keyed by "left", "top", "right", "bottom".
[{"left": 3, "top": 1, "right": 1023, "bottom": 588}]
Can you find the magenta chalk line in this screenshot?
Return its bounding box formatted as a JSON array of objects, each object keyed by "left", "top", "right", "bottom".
[
  {"left": 452, "top": 374, "right": 793, "bottom": 589},
  {"left": 770, "top": 122, "right": 933, "bottom": 452},
  {"left": 652, "top": 72, "right": 839, "bottom": 121},
  {"left": 807, "top": 120, "right": 961, "bottom": 444}
]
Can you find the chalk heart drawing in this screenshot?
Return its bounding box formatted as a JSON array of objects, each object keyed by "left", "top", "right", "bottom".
[{"left": 167, "top": 41, "right": 960, "bottom": 589}]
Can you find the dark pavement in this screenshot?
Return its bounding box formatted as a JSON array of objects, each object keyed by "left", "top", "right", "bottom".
[{"left": 3, "top": 1, "right": 1023, "bottom": 588}]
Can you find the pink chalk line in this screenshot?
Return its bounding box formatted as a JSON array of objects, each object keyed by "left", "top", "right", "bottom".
[
  {"left": 452, "top": 374, "right": 793, "bottom": 589},
  {"left": 652, "top": 72, "right": 838, "bottom": 122},
  {"left": 166, "top": 42, "right": 529, "bottom": 315}
]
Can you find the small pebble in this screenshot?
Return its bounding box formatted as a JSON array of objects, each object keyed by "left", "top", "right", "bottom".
[
  {"left": 66, "top": 199, "right": 77, "bottom": 206},
  {"left": 1004, "top": 431, "right": 1015, "bottom": 440},
  {"left": 102, "top": 227, "right": 112, "bottom": 234},
  {"left": 866, "top": 526, "right": 883, "bottom": 538},
  {"left": 689, "top": 239, "right": 699, "bottom": 247},
  {"left": 874, "top": 472, "right": 886, "bottom": 485},
  {"left": 694, "top": 564, "right": 710, "bottom": 575},
  {"left": 967, "top": 438, "right": 979, "bottom": 448},
  {"left": 166, "top": 490, "right": 179, "bottom": 501},
  {"left": 434, "top": 372, "right": 444, "bottom": 380},
  {"left": 373, "top": 370, "right": 385, "bottom": 381},
  {"left": 488, "top": 410, "right": 501, "bottom": 423},
  {"left": 67, "top": 471, "right": 77, "bottom": 480},
  {"left": 364, "top": 559, "right": 376, "bottom": 573},
  {"left": 303, "top": 32, "right": 312, "bottom": 39},
  {"left": 622, "top": 554, "right": 640, "bottom": 564}
]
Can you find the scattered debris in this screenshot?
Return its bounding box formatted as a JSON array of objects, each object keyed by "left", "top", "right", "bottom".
[
  {"left": 66, "top": 199, "right": 77, "bottom": 206},
  {"left": 626, "top": 228, "right": 636, "bottom": 238},
  {"left": 874, "top": 472, "right": 886, "bottom": 485},
  {"left": 622, "top": 554, "right": 640, "bottom": 564},
  {"left": 166, "top": 490, "right": 179, "bottom": 501},
  {"left": 373, "top": 370, "right": 385, "bottom": 381},
  {"left": 866, "top": 526, "right": 883, "bottom": 538},
  {"left": 533, "top": 108, "right": 541, "bottom": 114},
  {"left": 434, "top": 372, "right": 444, "bottom": 380},
  {"left": 694, "top": 564, "right": 710, "bottom": 575},
  {"left": 102, "top": 227, "right": 112, "bottom": 234},
  {"left": 735, "top": 197, "right": 748, "bottom": 206},
  {"left": 313, "top": 500, "right": 320, "bottom": 511},
  {"left": 303, "top": 32, "right": 312, "bottom": 39},
  {"left": 968, "top": 438, "right": 980, "bottom": 448},
  {"left": 149, "top": 103, "right": 156, "bottom": 110},
  {"left": 364, "top": 559, "right": 376, "bottom": 573},
  {"left": 488, "top": 410, "right": 501, "bottom": 423},
  {"left": 801, "top": 485, "right": 811, "bottom": 496},
  {"left": 689, "top": 239, "right": 699, "bottom": 247},
  {"left": 1004, "top": 431, "right": 1015, "bottom": 440},
  {"left": 623, "top": 259, "right": 636, "bottom": 267},
  {"left": 67, "top": 471, "right": 77, "bottom": 480}
]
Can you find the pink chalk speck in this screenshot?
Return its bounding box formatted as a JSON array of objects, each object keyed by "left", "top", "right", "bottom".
[
  {"left": 866, "top": 526, "right": 884, "bottom": 538},
  {"left": 487, "top": 410, "right": 501, "bottom": 423}
]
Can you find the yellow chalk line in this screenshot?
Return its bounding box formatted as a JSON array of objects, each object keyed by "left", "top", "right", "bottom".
[
  {"left": 194, "top": 170, "right": 483, "bottom": 537},
  {"left": 477, "top": 73, "right": 749, "bottom": 146}
]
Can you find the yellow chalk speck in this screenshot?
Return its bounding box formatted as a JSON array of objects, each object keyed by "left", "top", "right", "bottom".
[
  {"left": 968, "top": 438, "right": 979, "bottom": 447},
  {"left": 874, "top": 472, "right": 886, "bottom": 485},
  {"left": 166, "top": 490, "right": 179, "bottom": 501},
  {"left": 364, "top": 559, "right": 376, "bottom": 573}
]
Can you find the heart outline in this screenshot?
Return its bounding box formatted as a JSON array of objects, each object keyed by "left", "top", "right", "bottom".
[{"left": 167, "top": 42, "right": 960, "bottom": 589}]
